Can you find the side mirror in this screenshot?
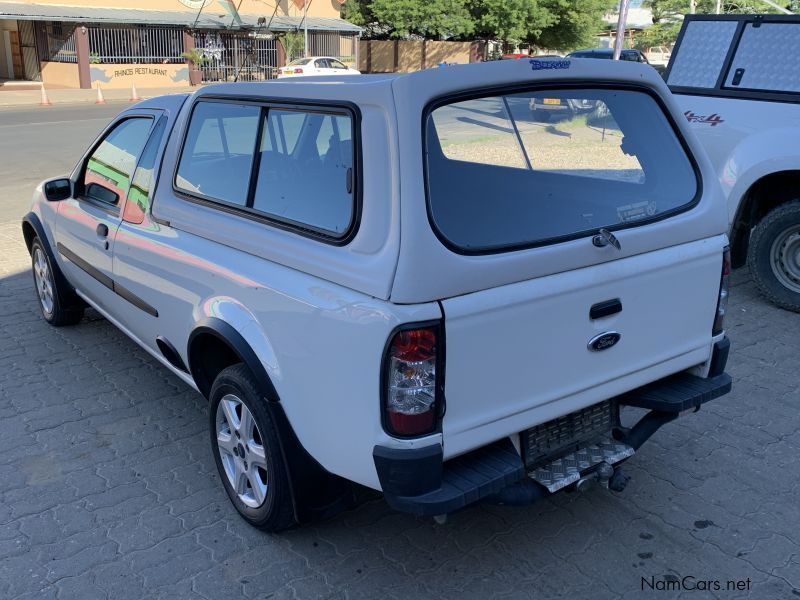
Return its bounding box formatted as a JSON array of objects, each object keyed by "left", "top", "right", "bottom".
[
  {"left": 86, "top": 182, "right": 119, "bottom": 205},
  {"left": 44, "top": 178, "right": 72, "bottom": 202}
]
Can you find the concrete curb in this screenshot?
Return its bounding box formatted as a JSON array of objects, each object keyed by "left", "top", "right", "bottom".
[{"left": 0, "top": 85, "right": 197, "bottom": 108}]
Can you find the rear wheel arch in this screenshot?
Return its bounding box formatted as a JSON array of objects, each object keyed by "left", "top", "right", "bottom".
[
  {"left": 188, "top": 317, "right": 354, "bottom": 523},
  {"left": 187, "top": 317, "right": 278, "bottom": 401},
  {"left": 731, "top": 170, "right": 800, "bottom": 268}
]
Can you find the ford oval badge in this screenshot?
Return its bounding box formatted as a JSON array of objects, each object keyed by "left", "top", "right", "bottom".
[{"left": 588, "top": 331, "right": 621, "bottom": 352}]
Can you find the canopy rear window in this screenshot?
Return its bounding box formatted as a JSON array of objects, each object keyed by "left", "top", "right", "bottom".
[{"left": 424, "top": 87, "right": 699, "bottom": 254}]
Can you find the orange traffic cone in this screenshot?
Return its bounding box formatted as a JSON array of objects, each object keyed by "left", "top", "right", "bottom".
[
  {"left": 95, "top": 83, "right": 106, "bottom": 105},
  {"left": 129, "top": 82, "right": 140, "bottom": 102},
  {"left": 39, "top": 83, "right": 52, "bottom": 107}
]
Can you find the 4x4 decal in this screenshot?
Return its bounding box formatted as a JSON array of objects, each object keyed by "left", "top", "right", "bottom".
[{"left": 684, "top": 110, "right": 724, "bottom": 126}]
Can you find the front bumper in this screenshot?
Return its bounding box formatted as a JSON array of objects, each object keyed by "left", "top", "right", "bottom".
[{"left": 374, "top": 338, "right": 732, "bottom": 517}]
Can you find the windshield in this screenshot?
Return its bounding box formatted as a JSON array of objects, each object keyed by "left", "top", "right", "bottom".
[
  {"left": 287, "top": 58, "right": 312, "bottom": 66},
  {"left": 425, "top": 87, "right": 698, "bottom": 253}
]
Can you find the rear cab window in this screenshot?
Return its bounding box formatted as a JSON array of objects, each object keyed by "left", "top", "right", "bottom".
[
  {"left": 175, "top": 99, "right": 357, "bottom": 240},
  {"left": 424, "top": 87, "right": 699, "bottom": 253}
]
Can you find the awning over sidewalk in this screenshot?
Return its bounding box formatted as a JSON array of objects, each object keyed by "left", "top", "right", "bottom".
[{"left": 0, "top": 2, "right": 362, "bottom": 33}]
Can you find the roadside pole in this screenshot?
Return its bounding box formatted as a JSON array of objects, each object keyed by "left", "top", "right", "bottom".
[
  {"left": 304, "top": 0, "right": 308, "bottom": 57},
  {"left": 612, "top": 0, "right": 630, "bottom": 60}
]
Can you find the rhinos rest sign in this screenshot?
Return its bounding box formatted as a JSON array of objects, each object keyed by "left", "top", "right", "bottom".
[{"left": 90, "top": 64, "right": 190, "bottom": 89}]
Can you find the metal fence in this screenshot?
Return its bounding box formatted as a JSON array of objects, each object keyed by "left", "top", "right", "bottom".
[
  {"left": 193, "top": 30, "right": 359, "bottom": 82},
  {"left": 35, "top": 22, "right": 78, "bottom": 63},
  {"left": 193, "top": 31, "right": 279, "bottom": 82},
  {"left": 308, "top": 32, "right": 358, "bottom": 67},
  {"left": 88, "top": 26, "right": 184, "bottom": 64}
]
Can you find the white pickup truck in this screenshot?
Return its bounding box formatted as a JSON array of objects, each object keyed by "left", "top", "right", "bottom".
[
  {"left": 23, "top": 59, "right": 732, "bottom": 530},
  {"left": 666, "top": 13, "right": 800, "bottom": 312}
]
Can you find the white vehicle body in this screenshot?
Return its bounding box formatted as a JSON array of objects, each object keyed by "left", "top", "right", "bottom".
[
  {"left": 667, "top": 14, "right": 800, "bottom": 312},
  {"left": 23, "top": 58, "right": 731, "bottom": 528},
  {"left": 645, "top": 46, "right": 672, "bottom": 66},
  {"left": 276, "top": 56, "right": 360, "bottom": 78}
]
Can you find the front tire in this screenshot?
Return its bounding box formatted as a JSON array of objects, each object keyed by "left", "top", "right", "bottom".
[
  {"left": 30, "top": 237, "right": 84, "bottom": 326},
  {"left": 209, "top": 364, "right": 296, "bottom": 531},
  {"left": 748, "top": 201, "right": 800, "bottom": 313}
]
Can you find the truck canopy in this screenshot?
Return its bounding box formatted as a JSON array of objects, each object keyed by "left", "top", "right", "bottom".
[{"left": 667, "top": 14, "right": 800, "bottom": 101}]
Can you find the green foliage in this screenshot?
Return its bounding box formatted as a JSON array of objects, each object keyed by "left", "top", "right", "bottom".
[
  {"left": 281, "top": 31, "right": 305, "bottom": 60},
  {"left": 468, "top": 0, "right": 555, "bottom": 44},
  {"left": 364, "top": 0, "right": 474, "bottom": 39},
  {"left": 180, "top": 48, "right": 206, "bottom": 66},
  {"left": 534, "top": 0, "right": 616, "bottom": 50},
  {"left": 343, "top": 0, "right": 612, "bottom": 47}
]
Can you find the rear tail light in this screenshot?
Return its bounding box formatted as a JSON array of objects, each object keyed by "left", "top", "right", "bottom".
[
  {"left": 713, "top": 247, "right": 731, "bottom": 335},
  {"left": 383, "top": 324, "right": 442, "bottom": 437},
  {"left": 294, "top": 68, "right": 304, "bottom": 74}
]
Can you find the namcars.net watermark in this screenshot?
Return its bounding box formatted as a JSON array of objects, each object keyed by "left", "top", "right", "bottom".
[{"left": 642, "top": 576, "right": 752, "bottom": 592}]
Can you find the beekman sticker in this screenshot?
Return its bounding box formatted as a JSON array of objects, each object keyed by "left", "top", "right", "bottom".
[{"left": 530, "top": 59, "right": 571, "bottom": 71}]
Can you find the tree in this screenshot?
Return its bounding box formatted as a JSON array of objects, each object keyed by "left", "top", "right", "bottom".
[
  {"left": 278, "top": 32, "right": 305, "bottom": 60},
  {"left": 533, "top": 0, "right": 617, "bottom": 50},
  {"left": 342, "top": 0, "right": 613, "bottom": 48},
  {"left": 344, "top": 0, "right": 473, "bottom": 39},
  {"left": 467, "top": 0, "right": 555, "bottom": 45}
]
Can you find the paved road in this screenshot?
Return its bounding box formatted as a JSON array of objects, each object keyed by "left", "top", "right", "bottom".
[
  {"left": 0, "top": 104, "right": 125, "bottom": 222},
  {"left": 1, "top": 106, "right": 799, "bottom": 599}
]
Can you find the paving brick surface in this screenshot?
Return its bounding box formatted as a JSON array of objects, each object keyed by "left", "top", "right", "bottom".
[{"left": 1, "top": 219, "right": 799, "bottom": 599}]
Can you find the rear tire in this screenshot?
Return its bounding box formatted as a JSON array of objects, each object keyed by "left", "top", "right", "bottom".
[
  {"left": 30, "top": 237, "right": 84, "bottom": 326},
  {"left": 748, "top": 201, "right": 800, "bottom": 313},
  {"left": 209, "top": 363, "right": 296, "bottom": 531}
]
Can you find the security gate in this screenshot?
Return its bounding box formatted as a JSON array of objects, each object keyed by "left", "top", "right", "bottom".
[
  {"left": 17, "top": 21, "right": 41, "bottom": 81},
  {"left": 194, "top": 31, "right": 279, "bottom": 82}
]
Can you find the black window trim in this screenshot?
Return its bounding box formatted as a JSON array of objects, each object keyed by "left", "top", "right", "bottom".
[
  {"left": 422, "top": 81, "right": 704, "bottom": 256},
  {"left": 121, "top": 114, "right": 170, "bottom": 224},
  {"left": 666, "top": 14, "right": 800, "bottom": 104},
  {"left": 172, "top": 95, "right": 363, "bottom": 246},
  {"left": 74, "top": 114, "right": 157, "bottom": 217}
]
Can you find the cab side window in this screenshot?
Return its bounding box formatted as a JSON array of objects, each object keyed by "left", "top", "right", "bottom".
[{"left": 82, "top": 118, "right": 152, "bottom": 207}]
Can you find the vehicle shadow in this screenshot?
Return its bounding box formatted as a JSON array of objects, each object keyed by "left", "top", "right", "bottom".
[
  {"left": 0, "top": 267, "right": 642, "bottom": 597},
  {"left": 0, "top": 265, "right": 792, "bottom": 599}
]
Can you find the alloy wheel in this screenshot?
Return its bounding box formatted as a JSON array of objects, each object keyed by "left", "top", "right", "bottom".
[
  {"left": 215, "top": 394, "right": 269, "bottom": 508},
  {"left": 33, "top": 247, "right": 54, "bottom": 316}
]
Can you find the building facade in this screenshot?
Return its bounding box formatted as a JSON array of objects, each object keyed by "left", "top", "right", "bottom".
[{"left": 0, "top": 0, "right": 360, "bottom": 88}]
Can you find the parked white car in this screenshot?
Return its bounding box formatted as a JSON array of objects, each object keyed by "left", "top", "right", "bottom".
[
  {"left": 645, "top": 46, "right": 672, "bottom": 66},
  {"left": 23, "top": 58, "right": 731, "bottom": 531},
  {"left": 667, "top": 14, "right": 800, "bottom": 312},
  {"left": 276, "top": 56, "right": 360, "bottom": 78}
]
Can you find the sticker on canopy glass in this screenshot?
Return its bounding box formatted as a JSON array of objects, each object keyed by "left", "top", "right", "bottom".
[{"left": 617, "top": 200, "right": 657, "bottom": 223}]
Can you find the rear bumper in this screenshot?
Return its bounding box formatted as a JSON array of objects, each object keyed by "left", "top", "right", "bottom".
[{"left": 374, "top": 338, "right": 731, "bottom": 517}]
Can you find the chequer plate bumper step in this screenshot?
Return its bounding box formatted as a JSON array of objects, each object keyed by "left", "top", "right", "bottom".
[{"left": 528, "top": 437, "right": 634, "bottom": 493}]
